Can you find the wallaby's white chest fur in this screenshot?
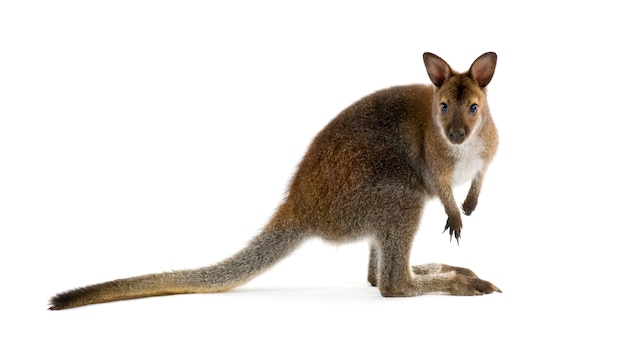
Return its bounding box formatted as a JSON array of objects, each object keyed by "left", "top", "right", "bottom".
[{"left": 450, "top": 137, "right": 484, "bottom": 186}]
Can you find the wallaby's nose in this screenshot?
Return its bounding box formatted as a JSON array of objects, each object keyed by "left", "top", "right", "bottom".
[{"left": 448, "top": 128, "right": 465, "bottom": 143}]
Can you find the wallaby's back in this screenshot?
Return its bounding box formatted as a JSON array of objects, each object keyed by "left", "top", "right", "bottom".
[{"left": 285, "top": 84, "right": 438, "bottom": 240}]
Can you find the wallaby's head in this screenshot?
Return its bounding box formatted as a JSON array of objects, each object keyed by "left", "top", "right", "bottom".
[{"left": 423, "top": 52, "right": 497, "bottom": 145}]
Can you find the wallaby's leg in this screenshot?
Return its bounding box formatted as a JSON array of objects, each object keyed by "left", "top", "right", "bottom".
[
  {"left": 461, "top": 172, "right": 485, "bottom": 216},
  {"left": 375, "top": 227, "right": 421, "bottom": 297},
  {"left": 374, "top": 229, "right": 500, "bottom": 297}
]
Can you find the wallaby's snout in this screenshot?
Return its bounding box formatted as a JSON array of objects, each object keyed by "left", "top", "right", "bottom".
[
  {"left": 446, "top": 114, "right": 468, "bottom": 144},
  {"left": 448, "top": 127, "right": 466, "bottom": 144},
  {"left": 440, "top": 104, "right": 473, "bottom": 145}
]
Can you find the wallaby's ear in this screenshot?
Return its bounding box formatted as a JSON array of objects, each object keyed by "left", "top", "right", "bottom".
[
  {"left": 469, "top": 52, "right": 497, "bottom": 88},
  {"left": 423, "top": 52, "right": 452, "bottom": 87}
]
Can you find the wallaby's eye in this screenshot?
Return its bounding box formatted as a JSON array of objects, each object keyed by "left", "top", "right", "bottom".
[
  {"left": 440, "top": 103, "right": 448, "bottom": 113},
  {"left": 469, "top": 103, "right": 478, "bottom": 114}
]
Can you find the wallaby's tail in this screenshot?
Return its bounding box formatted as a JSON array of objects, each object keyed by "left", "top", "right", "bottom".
[{"left": 49, "top": 227, "right": 308, "bottom": 310}]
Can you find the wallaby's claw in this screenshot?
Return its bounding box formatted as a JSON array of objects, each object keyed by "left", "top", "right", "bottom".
[
  {"left": 443, "top": 216, "right": 462, "bottom": 245},
  {"left": 461, "top": 199, "right": 477, "bottom": 216}
]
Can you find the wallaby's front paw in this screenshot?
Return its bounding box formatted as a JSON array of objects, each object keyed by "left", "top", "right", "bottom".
[
  {"left": 461, "top": 198, "right": 477, "bottom": 216},
  {"left": 443, "top": 214, "right": 463, "bottom": 243}
]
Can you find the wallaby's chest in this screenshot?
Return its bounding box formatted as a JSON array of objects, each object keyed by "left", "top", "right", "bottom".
[
  {"left": 452, "top": 156, "right": 483, "bottom": 185},
  {"left": 449, "top": 138, "right": 484, "bottom": 186}
]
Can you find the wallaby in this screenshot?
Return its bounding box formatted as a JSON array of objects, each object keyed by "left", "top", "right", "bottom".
[{"left": 49, "top": 52, "right": 500, "bottom": 310}]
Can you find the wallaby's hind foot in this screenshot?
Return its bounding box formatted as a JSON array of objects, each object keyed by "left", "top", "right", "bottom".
[
  {"left": 379, "top": 271, "right": 501, "bottom": 297},
  {"left": 412, "top": 263, "right": 501, "bottom": 294},
  {"left": 411, "top": 263, "right": 501, "bottom": 295}
]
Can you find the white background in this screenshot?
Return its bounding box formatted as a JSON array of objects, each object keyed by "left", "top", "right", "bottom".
[{"left": 2, "top": 1, "right": 625, "bottom": 346}]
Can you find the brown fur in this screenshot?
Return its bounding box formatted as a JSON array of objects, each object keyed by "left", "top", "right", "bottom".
[{"left": 49, "top": 52, "right": 500, "bottom": 310}]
